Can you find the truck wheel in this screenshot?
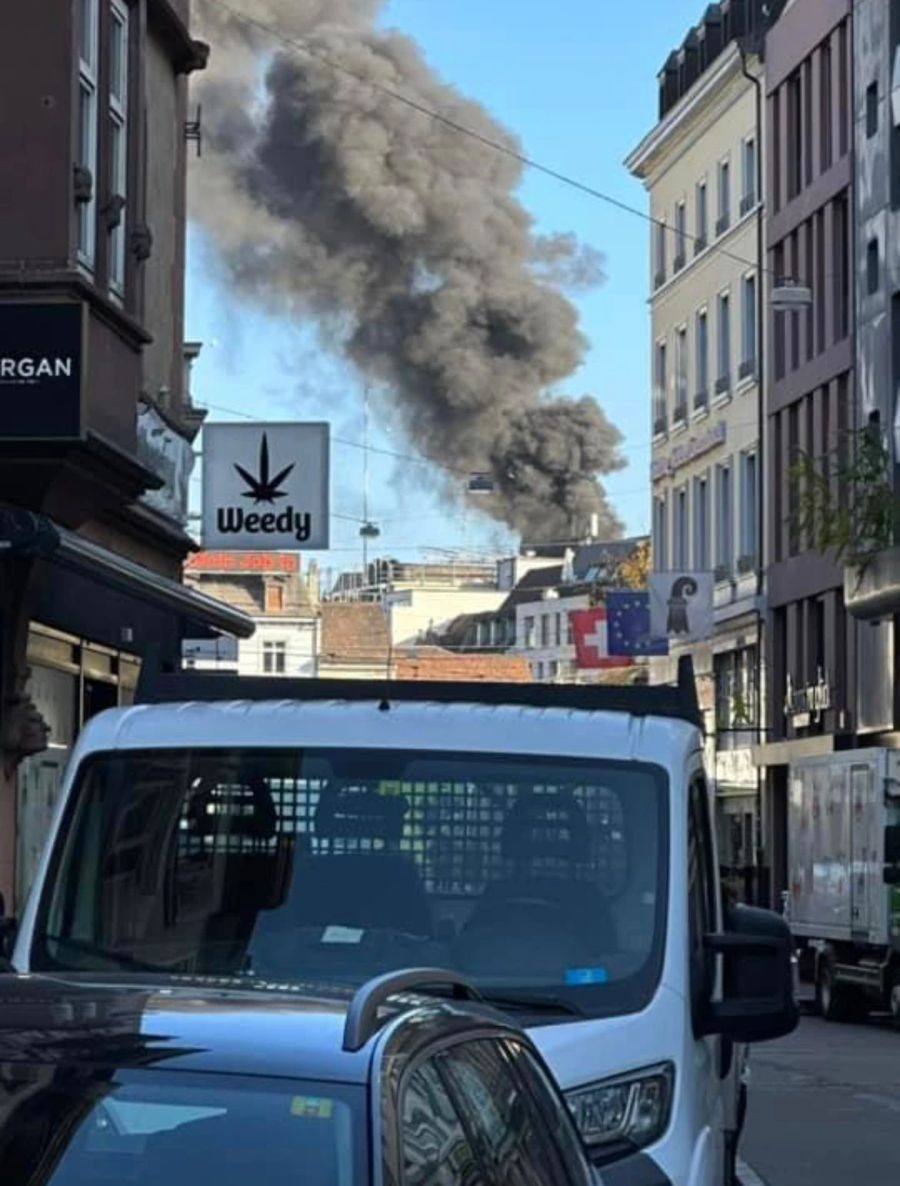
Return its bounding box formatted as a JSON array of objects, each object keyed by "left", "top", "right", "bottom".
[
  {"left": 816, "top": 960, "right": 867, "bottom": 1022},
  {"left": 889, "top": 978, "right": 900, "bottom": 1030}
]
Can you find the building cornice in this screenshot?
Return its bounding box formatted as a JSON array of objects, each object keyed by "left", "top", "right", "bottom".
[{"left": 625, "top": 44, "right": 747, "bottom": 182}]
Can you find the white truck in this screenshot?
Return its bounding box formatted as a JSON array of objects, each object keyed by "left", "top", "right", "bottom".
[
  {"left": 787, "top": 748, "right": 900, "bottom": 1022},
  {"left": 2, "top": 662, "right": 798, "bottom": 1186}
]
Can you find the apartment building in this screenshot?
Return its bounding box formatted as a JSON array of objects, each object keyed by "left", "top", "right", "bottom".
[
  {"left": 626, "top": 0, "right": 776, "bottom": 874},
  {"left": 754, "top": 0, "right": 857, "bottom": 904}
]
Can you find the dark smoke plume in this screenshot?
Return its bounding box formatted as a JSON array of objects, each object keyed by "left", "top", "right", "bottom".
[{"left": 192, "top": 0, "right": 625, "bottom": 541}]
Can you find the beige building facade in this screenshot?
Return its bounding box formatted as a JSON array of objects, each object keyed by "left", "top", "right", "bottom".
[{"left": 627, "top": 29, "right": 765, "bottom": 877}]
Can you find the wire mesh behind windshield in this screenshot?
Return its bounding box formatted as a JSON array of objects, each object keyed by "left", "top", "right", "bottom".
[{"left": 39, "top": 748, "right": 667, "bottom": 1016}]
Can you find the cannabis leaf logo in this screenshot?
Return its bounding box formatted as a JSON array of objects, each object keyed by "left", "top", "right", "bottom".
[{"left": 234, "top": 433, "right": 295, "bottom": 504}]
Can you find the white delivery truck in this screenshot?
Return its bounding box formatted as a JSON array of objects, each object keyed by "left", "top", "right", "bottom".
[
  {"left": 787, "top": 748, "right": 900, "bottom": 1022},
  {"left": 2, "top": 662, "right": 797, "bottom": 1186}
]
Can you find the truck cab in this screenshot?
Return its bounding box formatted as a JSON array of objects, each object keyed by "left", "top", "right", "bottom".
[{"left": 4, "top": 666, "right": 797, "bottom": 1186}]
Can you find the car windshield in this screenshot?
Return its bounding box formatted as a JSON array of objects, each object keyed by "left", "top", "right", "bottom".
[
  {"left": 0, "top": 1069, "right": 365, "bottom": 1186},
  {"left": 36, "top": 747, "right": 668, "bottom": 1019}
]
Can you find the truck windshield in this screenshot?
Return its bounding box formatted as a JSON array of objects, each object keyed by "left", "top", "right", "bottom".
[
  {"left": 35, "top": 748, "right": 668, "bottom": 1019},
  {"left": 0, "top": 1068, "right": 365, "bottom": 1186}
]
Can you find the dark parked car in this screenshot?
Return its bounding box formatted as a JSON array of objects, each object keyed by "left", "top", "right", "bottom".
[{"left": 0, "top": 967, "right": 601, "bottom": 1186}]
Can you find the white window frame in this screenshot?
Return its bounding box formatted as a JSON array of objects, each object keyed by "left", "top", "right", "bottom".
[
  {"left": 77, "top": 0, "right": 100, "bottom": 269},
  {"left": 693, "top": 473, "right": 710, "bottom": 571},
  {"left": 741, "top": 272, "right": 757, "bottom": 372},
  {"left": 262, "top": 640, "right": 287, "bottom": 675},
  {"left": 674, "top": 485, "right": 689, "bottom": 569},
  {"left": 695, "top": 178, "right": 708, "bottom": 249},
  {"left": 675, "top": 324, "right": 688, "bottom": 417},
  {"left": 717, "top": 288, "right": 731, "bottom": 386},
  {"left": 716, "top": 461, "right": 734, "bottom": 572},
  {"left": 740, "top": 450, "right": 759, "bottom": 562},
  {"left": 717, "top": 155, "right": 731, "bottom": 231},
  {"left": 742, "top": 134, "right": 757, "bottom": 206},
  {"left": 108, "top": 0, "right": 130, "bottom": 298},
  {"left": 695, "top": 306, "right": 709, "bottom": 400},
  {"left": 675, "top": 199, "right": 687, "bottom": 265}
]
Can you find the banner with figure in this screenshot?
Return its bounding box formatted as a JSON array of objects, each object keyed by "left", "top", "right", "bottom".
[{"left": 649, "top": 572, "right": 714, "bottom": 643}]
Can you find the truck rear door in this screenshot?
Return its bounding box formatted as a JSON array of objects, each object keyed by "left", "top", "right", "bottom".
[{"left": 849, "top": 762, "right": 877, "bottom": 937}]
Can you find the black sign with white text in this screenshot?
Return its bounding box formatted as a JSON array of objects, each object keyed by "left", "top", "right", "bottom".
[{"left": 0, "top": 302, "right": 83, "bottom": 438}]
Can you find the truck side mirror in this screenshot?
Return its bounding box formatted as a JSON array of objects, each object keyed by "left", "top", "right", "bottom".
[{"left": 701, "top": 905, "right": 799, "bottom": 1044}]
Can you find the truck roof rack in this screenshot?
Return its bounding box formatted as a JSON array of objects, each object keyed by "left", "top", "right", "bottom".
[
  {"left": 342, "top": 967, "right": 483, "bottom": 1052},
  {"left": 137, "top": 655, "right": 701, "bottom": 728}
]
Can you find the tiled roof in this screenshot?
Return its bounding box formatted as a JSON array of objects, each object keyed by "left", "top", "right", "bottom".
[
  {"left": 395, "top": 649, "right": 532, "bottom": 683},
  {"left": 319, "top": 603, "right": 390, "bottom": 662}
]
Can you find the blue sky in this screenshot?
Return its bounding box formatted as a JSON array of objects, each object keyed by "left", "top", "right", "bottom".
[{"left": 186, "top": 0, "right": 703, "bottom": 578}]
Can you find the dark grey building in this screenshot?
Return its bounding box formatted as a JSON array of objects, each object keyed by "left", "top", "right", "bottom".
[
  {"left": 0, "top": 2, "right": 252, "bottom": 908},
  {"left": 758, "top": 0, "right": 855, "bottom": 902}
]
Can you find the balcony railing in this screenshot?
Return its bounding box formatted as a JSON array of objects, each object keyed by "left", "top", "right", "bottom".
[
  {"left": 715, "top": 212, "right": 730, "bottom": 237},
  {"left": 738, "top": 357, "right": 757, "bottom": 381},
  {"left": 739, "top": 192, "right": 756, "bottom": 216},
  {"left": 694, "top": 387, "right": 709, "bottom": 412},
  {"left": 715, "top": 372, "right": 731, "bottom": 396}
]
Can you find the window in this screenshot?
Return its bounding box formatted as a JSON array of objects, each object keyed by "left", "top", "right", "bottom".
[
  {"left": 548, "top": 660, "right": 559, "bottom": 680},
  {"left": 693, "top": 475, "right": 709, "bottom": 571},
  {"left": 819, "top": 41, "right": 833, "bottom": 171},
  {"left": 654, "top": 340, "right": 667, "bottom": 431},
  {"left": 654, "top": 495, "right": 668, "bottom": 571},
  {"left": 867, "top": 237, "right": 880, "bottom": 294},
  {"left": 695, "top": 309, "right": 708, "bottom": 406},
  {"left": 838, "top": 21, "right": 849, "bottom": 157},
  {"left": 787, "top": 72, "right": 802, "bottom": 198},
  {"left": 740, "top": 274, "right": 756, "bottom": 376},
  {"left": 265, "top": 584, "right": 285, "bottom": 613},
  {"left": 740, "top": 452, "right": 758, "bottom": 564},
  {"left": 741, "top": 136, "right": 756, "bottom": 212},
  {"left": 687, "top": 775, "right": 717, "bottom": 1029},
  {"left": 443, "top": 1042, "right": 567, "bottom": 1186},
  {"left": 554, "top": 612, "right": 562, "bottom": 647},
  {"left": 403, "top": 1058, "right": 487, "bottom": 1186},
  {"left": 716, "top": 462, "right": 733, "bottom": 573},
  {"left": 77, "top": 0, "right": 99, "bottom": 267},
  {"left": 108, "top": 0, "right": 130, "bottom": 297},
  {"left": 675, "top": 326, "right": 688, "bottom": 418},
  {"left": 655, "top": 217, "right": 667, "bottom": 287},
  {"left": 535, "top": 661, "right": 544, "bottom": 681},
  {"left": 674, "top": 201, "right": 686, "bottom": 269},
  {"left": 540, "top": 614, "right": 550, "bottom": 647},
  {"left": 717, "top": 291, "right": 731, "bottom": 391},
  {"left": 866, "top": 80, "right": 878, "bottom": 138},
  {"left": 262, "top": 640, "right": 287, "bottom": 674},
  {"left": 674, "top": 486, "right": 688, "bottom": 569},
  {"left": 695, "top": 180, "right": 708, "bottom": 251},
  {"left": 523, "top": 616, "right": 536, "bottom": 648},
  {"left": 834, "top": 195, "right": 850, "bottom": 338},
  {"left": 716, "top": 159, "right": 730, "bottom": 234},
  {"left": 565, "top": 613, "right": 573, "bottom": 645}
]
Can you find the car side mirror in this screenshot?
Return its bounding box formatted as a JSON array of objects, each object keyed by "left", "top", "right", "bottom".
[{"left": 701, "top": 904, "right": 799, "bottom": 1043}]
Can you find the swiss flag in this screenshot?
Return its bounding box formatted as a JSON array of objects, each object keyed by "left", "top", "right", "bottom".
[{"left": 570, "top": 608, "right": 634, "bottom": 670}]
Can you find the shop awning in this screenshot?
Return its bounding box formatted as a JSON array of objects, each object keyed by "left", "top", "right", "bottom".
[{"left": 54, "top": 527, "right": 255, "bottom": 640}]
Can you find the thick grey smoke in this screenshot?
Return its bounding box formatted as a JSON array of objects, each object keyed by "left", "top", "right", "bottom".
[{"left": 192, "top": 0, "right": 625, "bottom": 541}]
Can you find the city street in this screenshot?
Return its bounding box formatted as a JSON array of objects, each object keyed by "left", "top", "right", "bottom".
[{"left": 741, "top": 1012, "right": 900, "bottom": 1186}]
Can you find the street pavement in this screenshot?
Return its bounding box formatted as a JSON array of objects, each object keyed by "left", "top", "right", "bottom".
[{"left": 739, "top": 1009, "right": 900, "bottom": 1186}]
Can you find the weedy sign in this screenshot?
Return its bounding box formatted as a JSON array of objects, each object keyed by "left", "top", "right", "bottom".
[{"left": 202, "top": 422, "right": 330, "bottom": 551}]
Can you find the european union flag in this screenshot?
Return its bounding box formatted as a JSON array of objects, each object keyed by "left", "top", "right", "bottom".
[{"left": 606, "top": 591, "right": 669, "bottom": 657}]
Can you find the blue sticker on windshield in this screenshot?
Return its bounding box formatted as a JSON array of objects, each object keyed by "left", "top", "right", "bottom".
[{"left": 564, "top": 967, "right": 608, "bottom": 986}]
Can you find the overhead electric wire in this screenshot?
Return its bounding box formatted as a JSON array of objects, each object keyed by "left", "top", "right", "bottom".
[{"left": 200, "top": 0, "right": 778, "bottom": 279}]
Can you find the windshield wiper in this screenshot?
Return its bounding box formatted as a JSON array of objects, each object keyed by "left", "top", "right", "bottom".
[
  {"left": 480, "top": 991, "right": 583, "bottom": 1017},
  {"left": 43, "top": 934, "right": 167, "bottom": 973}
]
